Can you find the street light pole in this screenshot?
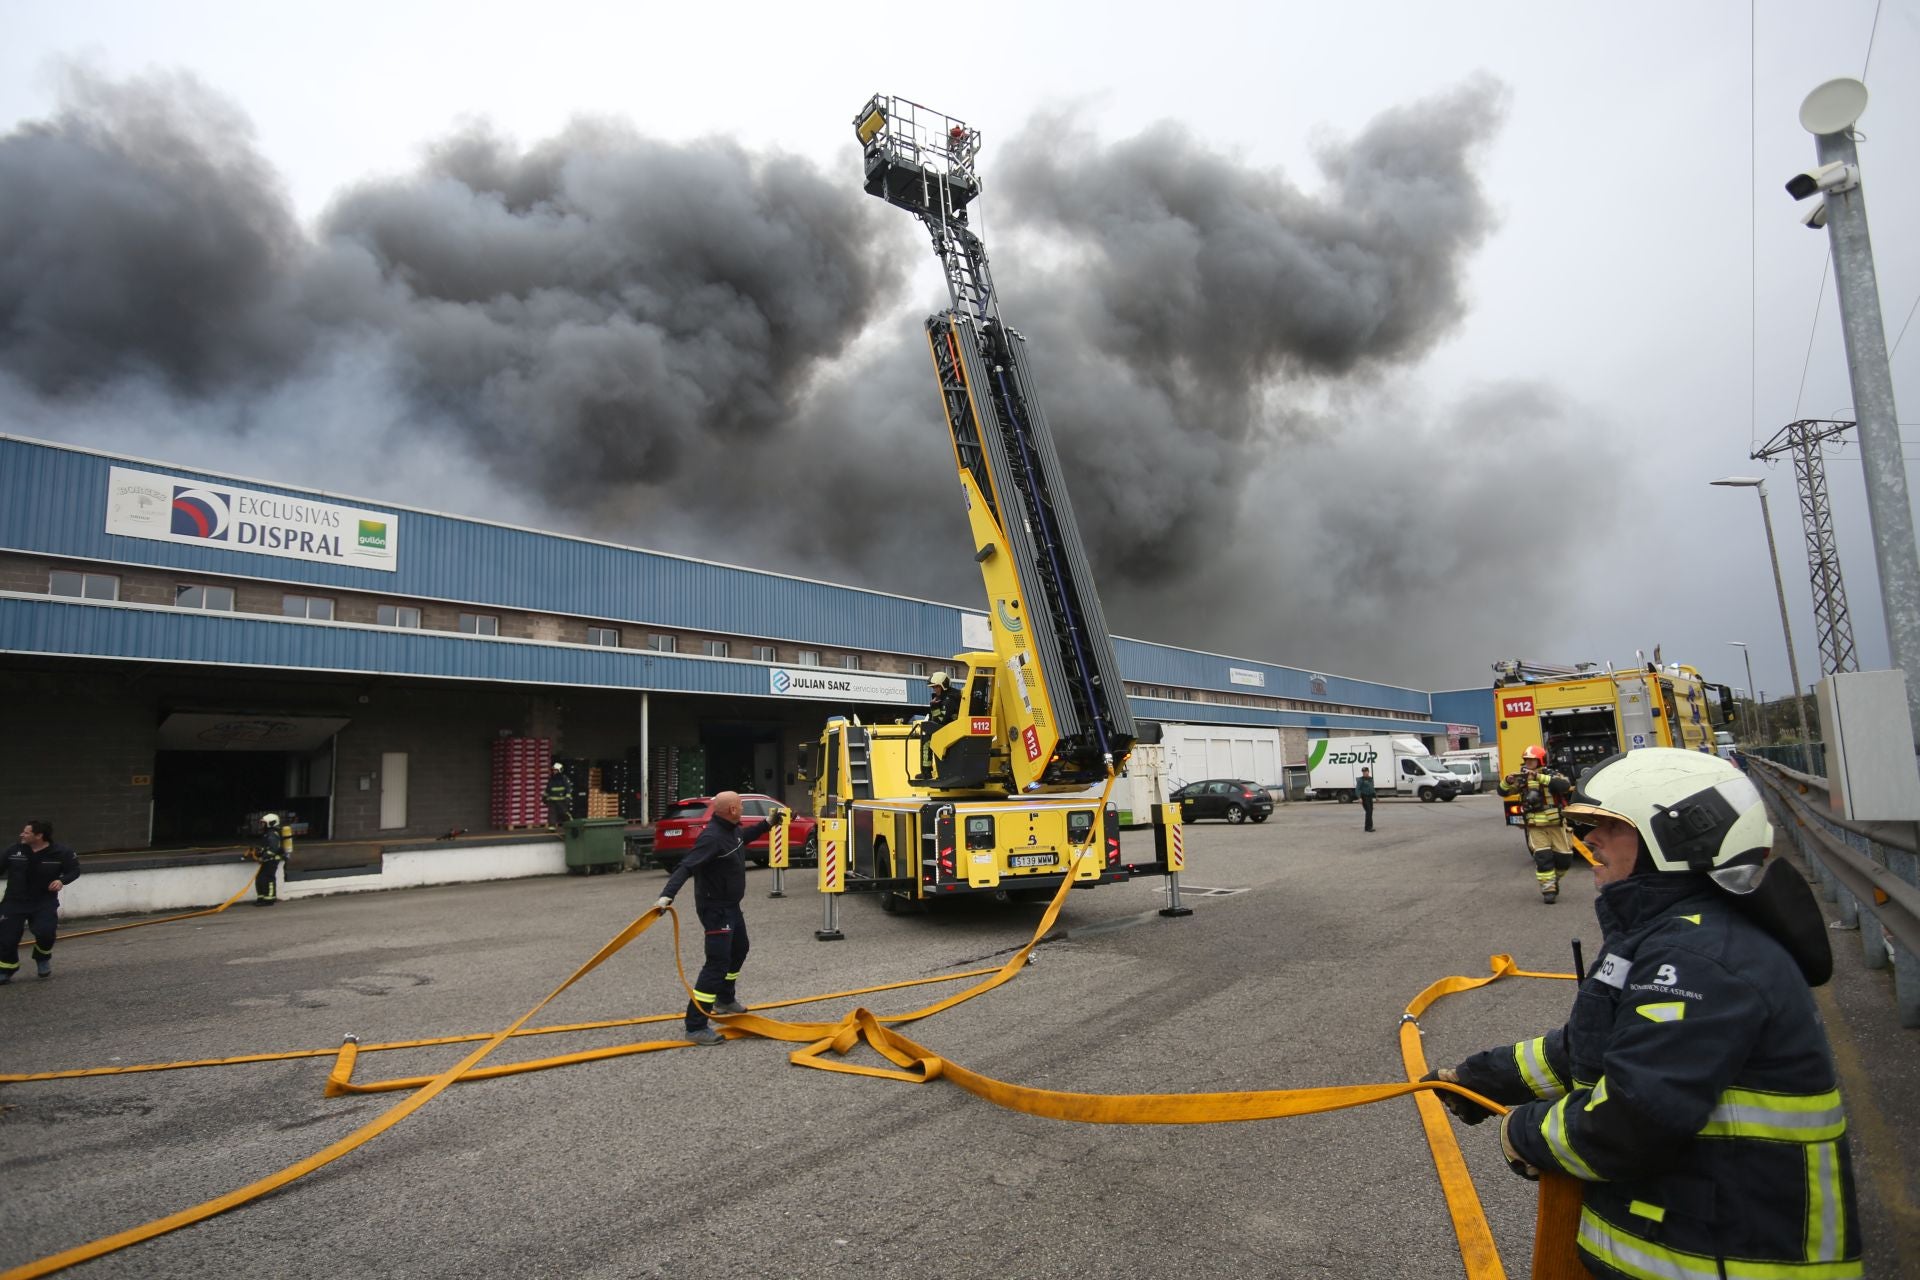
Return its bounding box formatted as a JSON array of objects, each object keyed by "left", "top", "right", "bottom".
[
  {"left": 1728, "top": 641, "right": 1757, "bottom": 741},
  {"left": 1712, "top": 477, "right": 1814, "bottom": 749}
]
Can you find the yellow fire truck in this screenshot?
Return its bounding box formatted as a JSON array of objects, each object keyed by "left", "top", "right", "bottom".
[
  {"left": 797, "top": 96, "right": 1180, "bottom": 922},
  {"left": 1490, "top": 658, "right": 1737, "bottom": 825}
]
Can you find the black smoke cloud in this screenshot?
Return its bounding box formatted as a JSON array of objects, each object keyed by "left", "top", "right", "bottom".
[{"left": 0, "top": 68, "right": 1608, "bottom": 687}]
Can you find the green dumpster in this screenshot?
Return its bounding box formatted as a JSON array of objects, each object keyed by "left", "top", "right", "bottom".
[{"left": 563, "top": 818, "right": 627, "bottom": 875}]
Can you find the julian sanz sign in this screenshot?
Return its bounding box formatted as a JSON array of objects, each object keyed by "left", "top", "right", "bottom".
[
  {"left": 104, "top": 466, "right": 400, "bottom": 572},
  {"left": 768, "top": 668, "right": 909, "bottom": 704}
]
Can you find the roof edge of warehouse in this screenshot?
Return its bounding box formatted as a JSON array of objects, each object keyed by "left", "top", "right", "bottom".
[{"left": 2, "top": 432, "right": 1442, "bottom": 702}]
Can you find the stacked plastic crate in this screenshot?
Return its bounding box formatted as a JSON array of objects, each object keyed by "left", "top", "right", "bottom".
[
  {"left": 647, "top": 745, "right": 679, "bottom": 821},
  {"left": 490, "top": 736, "right": 552, "bottom": 830},
  {"left": 584, "top": 764, "right": 622, "bottom": 818}
]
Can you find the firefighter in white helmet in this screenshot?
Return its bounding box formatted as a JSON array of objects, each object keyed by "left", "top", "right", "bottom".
[
  {"left": 1499, "top": 743, "right": 1574, "bottom": 903},
  {"left": 543, "top": 761, "right": 574, "bottom": 830},
  {"left": 250, "top": 812, "right": 290, "bottom": 905},
  {"left": 1428, "top": 749, "right": 1858, "bottom": 1279}
]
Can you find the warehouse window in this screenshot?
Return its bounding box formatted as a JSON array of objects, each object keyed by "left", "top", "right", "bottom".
[
  {"left": 703, "top": 640, "right": 730, "bottom": 658},
  {"left": 644, "top": 633, "right": 674, "bottom": 653},
  {"left": 377, "top": 604, "right": 422, "bottom": 628},
  {"left": 796, "top": 650, "right": 820, "bottom": 667},
  {"left": 282, "top": 594, "right": 334, "bottom": 620},
  {"left": 907, "top": 661, "right": 927, "bottom": 678},
  {"left": 49, "top": 570, "right": 118, "bottom": 601},
  {"left": 589, "top": 626, "right": 620, "bottom": 647},
  {"left": 460, "top": 613, "right": 499, "bottom": 637},
  {"left": 839, "top": 654, "right": 861, "bottom": 671},
  {"left": 176, "top": 584, "right": 235, "bottom": 611},
  {"left": 752, "top": 644, "right": 776, "bottom": 662}
]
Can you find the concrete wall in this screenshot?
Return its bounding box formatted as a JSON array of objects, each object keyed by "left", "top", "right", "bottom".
[{"left": 58, "top": 838, "right": 567, "bottom": 919}]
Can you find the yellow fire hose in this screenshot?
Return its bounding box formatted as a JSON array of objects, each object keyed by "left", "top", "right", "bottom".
[
  {"left": 58, "top": 871, "right": 258, "bottom": 940},
  {"left": 1, "top": 782, "right": 1586, "bottom": 1279}
]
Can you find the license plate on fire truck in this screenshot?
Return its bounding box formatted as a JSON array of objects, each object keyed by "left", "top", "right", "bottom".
[{"left": 1009, "top": 852, "right": 1057, "bottom": 868}]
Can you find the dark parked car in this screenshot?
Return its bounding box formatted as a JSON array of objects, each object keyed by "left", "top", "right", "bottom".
[
  {"left": 651, "top": 794, "right": 816, "bottom": 870},
  {"left": 1171, "top": 779, "right": 1274, "bottom": 824}
]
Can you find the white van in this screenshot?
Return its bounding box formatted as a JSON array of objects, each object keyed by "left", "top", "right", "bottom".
[
  {"left": 1439, "top": 758, "right": 1485, "bottom": 794},
  {"left": 1307, "top": 735, "right": 1459, "bottom": 803}
]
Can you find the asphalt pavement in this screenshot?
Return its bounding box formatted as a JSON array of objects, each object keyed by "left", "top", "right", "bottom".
[{"left": 2, "top": 793, "right": 1913, "bottom": 1278}]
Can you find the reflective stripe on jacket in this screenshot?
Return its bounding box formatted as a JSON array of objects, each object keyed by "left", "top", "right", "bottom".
[
  {"left": 1455, "top": 874, "right": 1861, "bottom": 1279},
  {"left": 1498, "top": 767, "right": 1568, "bottom": 827}
]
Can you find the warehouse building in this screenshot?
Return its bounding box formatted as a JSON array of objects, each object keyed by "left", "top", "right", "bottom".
[{"left": 0, "top": 436, "right": 1461, "bottom": 853}]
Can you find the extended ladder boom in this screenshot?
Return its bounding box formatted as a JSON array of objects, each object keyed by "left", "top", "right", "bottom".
[{"left": 855, "top": 94, "right": 1136, "bottom": 788}]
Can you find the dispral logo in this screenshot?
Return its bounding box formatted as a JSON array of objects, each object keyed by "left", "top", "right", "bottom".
[
  {"left": 771, "top": 669, "right": 793, "bottom": 693},
  {"left": 357, "top": 519, "right": 389, "bottom": 551},
  {"left": 1022, "top": 724, "right": 1043, "bottom": 762},
  {"left": 171, "top": 486, "right": 232, "bottom": 540},
  {"left": 1502, "top": 695, "right": 1537, "bottom": 718},
  {"left": 970, "top": 716, "right": 993, "bottom": 735}
]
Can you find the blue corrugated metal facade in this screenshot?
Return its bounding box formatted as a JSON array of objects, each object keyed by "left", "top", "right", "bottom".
[
  {"left": 0, "top": 435, "right": 1448, "bottom": 730},
  {"left": 1430, "top": 688, "right": 1498, "bottom": 742},
  {"left": 0, "top": 436, "right": 963, "bottom": 657}
]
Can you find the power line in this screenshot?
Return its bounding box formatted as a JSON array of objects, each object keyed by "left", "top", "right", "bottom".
[
  {"left": 1862, "top": 0, "right": 1884, "bottom": 79},
  {"left": 1889, "top": 291, "right": 1920, "bottom": 362},
  {"left": 1793, "top": 263, "right": 1829, "bottom": 419}
]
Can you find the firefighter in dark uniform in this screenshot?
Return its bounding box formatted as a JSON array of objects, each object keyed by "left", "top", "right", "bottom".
[
  {"left": 1499, "top": 744, "right": 1574, "bottom": 902},
  {"left": 653, "top": 790, "right": 781, "bottom": 1046},
  {"left": 1427, "top": 749, "right": 1861, "bottom": 1279},
  {"left": 2, "top": 819, "right": 80, "bottom": 983},
  {"left": 920, "top": 670, "right": 963, "bottom": 777},
  {"left": 544, "top": 761, "right": 574, "bottom": 830},
  {"left": 250, "top": 811, "right": 290, "bottom": 905}
]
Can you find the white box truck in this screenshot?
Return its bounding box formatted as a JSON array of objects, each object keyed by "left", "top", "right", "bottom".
[{"left": 1307, "top": 735, "right": 1459, "bottom": 803}]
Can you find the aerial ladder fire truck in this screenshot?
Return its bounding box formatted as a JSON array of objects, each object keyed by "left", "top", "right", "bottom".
[
  {"left": 802, "top": 96, "right": 1184, "bottom": 928},
  {"left": 1490, "top": 656, "right": 1737, "bottom": 828}
]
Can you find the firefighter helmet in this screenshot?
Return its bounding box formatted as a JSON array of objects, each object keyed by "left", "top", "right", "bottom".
[
  {"left": 552, "top": 762, "right": 564, "bottom": 772},
  {"left": 261, "top": 812, "right": 281, "bottom": 828},
  {"left": 1522, "top": 745, "right": 1548, "bottom": 765},
  {"left": 929, "top": 671, "right": 951, "bottom": 689},
  {"left": 1562, "top": 749, "right": 1772, "bottom": 878}
]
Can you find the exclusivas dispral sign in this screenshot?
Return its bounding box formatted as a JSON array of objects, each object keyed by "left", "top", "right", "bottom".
[
  {"left": 104, "top": 467, "right": 400, "bottom": 572},
  {"left": 767, "top": 668, "right": 909, "bottom": 705}
]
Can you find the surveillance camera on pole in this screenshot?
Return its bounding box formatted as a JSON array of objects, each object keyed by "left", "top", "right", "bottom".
[
  {"left": 1798, "top": 200, "right": 1829, "bottom": 230},
  {"left": 1792, "top": 77, "right": 1920, "bottom": 751},
  {"left": 1784, "top": 160, "right": 1858, "bottom": 202}
]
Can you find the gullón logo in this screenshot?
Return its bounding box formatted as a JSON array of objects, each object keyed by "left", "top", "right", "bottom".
[{"left": 358, "top": 519, "right": 389, "bottom": 551}]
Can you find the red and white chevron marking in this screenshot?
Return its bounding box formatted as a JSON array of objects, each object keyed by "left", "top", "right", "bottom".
[
  {"left": 1169, "top": 823, "right": 1185, "bottom": 872},
  {"left": 823, "top": 839, "right": 841, "bottom": 890}
]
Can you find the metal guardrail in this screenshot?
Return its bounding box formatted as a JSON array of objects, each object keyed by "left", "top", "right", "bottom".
[{"left": 1746, "top": 757, "right": 1920, "bottom": 1027}]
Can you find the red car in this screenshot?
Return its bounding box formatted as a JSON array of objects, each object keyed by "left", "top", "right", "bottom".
[{"left": 650, "top": 794, "right": 816, "bottom": 870}]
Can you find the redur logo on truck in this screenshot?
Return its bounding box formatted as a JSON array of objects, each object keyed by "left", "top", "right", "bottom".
[{"left": 1306, "top": 741, "right": 1379, "bottom": 769}]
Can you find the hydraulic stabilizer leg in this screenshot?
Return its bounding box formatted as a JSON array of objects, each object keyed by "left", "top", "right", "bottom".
[
  {"left": 1154, "top": 802, "right": 1192, "bottom": 918},
  {"left": 814, "top": 817, "right": 846, "bottom": 941}
]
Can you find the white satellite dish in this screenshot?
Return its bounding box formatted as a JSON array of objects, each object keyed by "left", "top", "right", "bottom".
[{"left": 1799, "top": 78, "right": 1868, "bottom": 136}]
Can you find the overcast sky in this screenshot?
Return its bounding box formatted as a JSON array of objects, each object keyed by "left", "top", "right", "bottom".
[{"left": 2, "top": 1, "right": 1916, "bottom": 701}]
